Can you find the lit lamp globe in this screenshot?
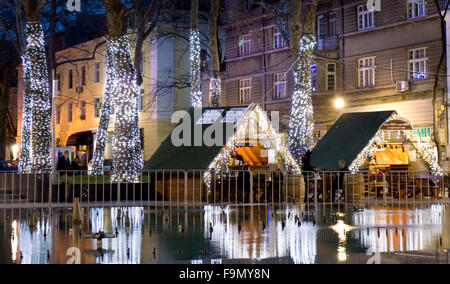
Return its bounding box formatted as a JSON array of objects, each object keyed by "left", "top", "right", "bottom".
[
  {"left": 335, "top": 98, "right": 345, "bottom": 110},
  {"left": 11, "top": 144, "right": 19, "bottom": 160}
]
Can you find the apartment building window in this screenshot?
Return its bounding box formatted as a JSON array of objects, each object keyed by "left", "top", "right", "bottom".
[
  {"left": 357, "top": 5, "right": 375, "bottom": 30},
  {"left": 140, "top": 57, "right": 145, "bottom": 75},
  {"left": 94, "top": 98, "right": 100, "bottom": 118},
  {"left": 326, "top": 63, "right": 337, "bottom": 91},
  {"left": 81, "top": 66, "right": 86, "bottom": 86},
  {"left": 311, "top": 65, "right": 317, "bottom": 91},
  {"left": 239, "top": 78, "right": 252, "bottom": 104},
  {"left": 94, "top": 63, "right": 100, "bottom": 83},
  {"left": 358, "top": 57, "right": 376, "bottom": 88},
  {"left": 68, "top": 103, "right": 73, "bottom": 123},
  {"left": 56, "top": 73, "right": 61, "bottom": 91},
  {"left": 329, "top": 12, "right": 337, "bottom": 36},
  {"left": 80, "top": 101, "right": 86, "bottom": 120},
  {"left": 68, "top": 69, "right": 73, "bottom": 89},
  {"left": 274, "top": 73, "right": 287, "bottom": 99},
  {"left": 407, "top": 0, "right": 426, "bottom": 19},
  {"left": 56, "top": 105, "right": 61, "bottom": 124},
  {"left": 239, "top": 35, "right": 251, "bottom": 56},
  {"left": 140, "top": 89, "right": 145, "bottom": 112},
  {"left": 409, "top": 47, "right": 428, "bottom": 80},
  {"left": 273, "top": 27, "right": 287, "bottom": 49}
]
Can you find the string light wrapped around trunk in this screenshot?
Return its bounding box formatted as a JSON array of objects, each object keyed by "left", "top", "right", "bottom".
[
  {"left": 25, "top": 23, "right": 52, "bottom": 173},
  {"left": 289, "top": 36, "right": 316, "bottom": 163},
  {"left": 190, "top": 28, "right": 202, "bottom": 108},
  {"left": 18, "top": 55, "right": 33, "bottom": 173},
  {"left": 90, "top": 46, "right": 115, "bottom": 175},
  {"left": 108, "top": 35, "right": 143, "bottom": 182},
  {"left": 209, "top": 77, "right": 221, "bottom": 107}
]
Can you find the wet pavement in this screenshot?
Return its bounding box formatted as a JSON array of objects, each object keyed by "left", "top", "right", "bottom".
[{"left": 0, "top": 204, "right": 449, "bottom": 264}]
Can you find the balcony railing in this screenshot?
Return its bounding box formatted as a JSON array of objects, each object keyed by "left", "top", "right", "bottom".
[{"left": 316, "top": 35, "right": 339, "bottom": 51}]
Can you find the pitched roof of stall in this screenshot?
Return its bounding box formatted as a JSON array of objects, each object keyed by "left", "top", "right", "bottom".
[
  {"left": 144, "top": 106, "right": 248, "bottom": 171},
  {"left": 311, "top": 111, "right": 396, "bottom": 171}
]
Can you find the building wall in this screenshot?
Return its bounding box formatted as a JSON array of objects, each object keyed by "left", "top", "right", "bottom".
[
  {"left": 16, "top": 24, "right": 199, "bottom": 162},
  {"left": 223, "top": 0, "right": 447, "bottom": 143}
]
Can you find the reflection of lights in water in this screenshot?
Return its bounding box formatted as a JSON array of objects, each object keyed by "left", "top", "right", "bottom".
[
  {"left": 351, "top": 205, "right": 445, "bottom": 253},
  {"left": 16, "top": 215, "right": 52, "bottom": 264},
  {"left": 330, "top": 220, "right": 355, "bottom": 262},
  {"left": 89, "top": 207, "right": 144, "bottom": 264},
  {"left": 204, "top": 206, "right": 318, "bottom": 264},
  {"left": 11, "top": 221, "right": 18, "bottom": 262}
]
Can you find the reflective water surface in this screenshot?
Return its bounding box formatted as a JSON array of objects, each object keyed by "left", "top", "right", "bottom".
[{"left": 1, "top": 204, "right": 449, "bottom": 264}]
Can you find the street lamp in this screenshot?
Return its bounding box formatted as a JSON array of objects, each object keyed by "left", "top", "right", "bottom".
[
  {"left": 335, "top": 98, "right": 345, "bottom": 110},
  {"left": 11, "top": 144, "right": 19, "bottom": 160}
]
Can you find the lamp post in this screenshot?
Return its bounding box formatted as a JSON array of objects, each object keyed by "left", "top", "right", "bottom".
[{"left": 335, "top": 98, "right": 345, "bottom": 118}]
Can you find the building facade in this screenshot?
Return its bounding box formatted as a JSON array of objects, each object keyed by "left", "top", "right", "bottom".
[
  {"left": 16, "top": 21, "right": 205, "bottom": 163},
  {"left": 223, "top": 0, "right": 448, "bottom": 160}
]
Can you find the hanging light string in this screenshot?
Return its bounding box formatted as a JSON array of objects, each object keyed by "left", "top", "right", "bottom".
[
  {"left": 209, "top": 77, "right": 221, "bottom": 107},
  {"left": 90, "top": 45, "right": 115, "bottom": 175},
  {"left": 108, "top": 35, "right": 143, "bottom": 182},
  {"left": 348, "top": 114, "right": 443, "bottom": 176},
  {"left": 190, "top": 28, "right": 202, "bottom": 108},
  {"left": 25, "top": 23, "right": 52, "bottom": 173},
  {"left": 203, "top": 105, "right": 301, "bottom": 190},
  {"left": 18, "top": 55, "right": 33, "bottom": 173},
  {"left": 288, "top": 35, "right": 316, "bottom": 163}
]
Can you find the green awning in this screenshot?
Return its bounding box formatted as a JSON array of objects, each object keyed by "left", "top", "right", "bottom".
[
  {"left": 145, "top": 106, "right": 246, "bottom": 171},
  {"left": 311, "top": 111, "right": 395, "bottom": 171}
]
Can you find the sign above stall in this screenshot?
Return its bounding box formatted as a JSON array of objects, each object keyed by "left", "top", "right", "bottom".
[
  {"left": 380, "top": 119, "right": 413, "bottom": 131},
  {"left": 221, "top": 108, "right": 247, "bottom": 123},
  {"left": 196, "top": 109, "right": 225, "bottom": 125}
]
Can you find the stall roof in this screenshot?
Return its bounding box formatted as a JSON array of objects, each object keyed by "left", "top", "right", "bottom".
[
  {"left": 144, "top": 106, "right": 248, "bottom": 171},
  {"left": 311, "top": 111, "right": 396, "bottom": 171}
]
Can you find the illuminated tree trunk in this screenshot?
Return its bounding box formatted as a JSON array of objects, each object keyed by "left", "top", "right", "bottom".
[
  {"left": 18, "top": 57, "right": 33, "bottom": 173},
  {"left": 90, "top": 47, "right": 115, "bottom": 175},
  {"left": 100, "top": 0, "right": 142, "bottom": 182},
  {"left": 109, "top": 36, "right": 142, "bottom": 182},
  {"left": 209, "top": 0, "right": 221, "bottom": 107},
  {"left": 288, "top": 0, "right": 317, "bottom": 162},
  {"left": 190, "top": 0, "right": 202, "bottom": 108},
  {"left": 21, "top": 0, "right": 52, "bottom": 173}
]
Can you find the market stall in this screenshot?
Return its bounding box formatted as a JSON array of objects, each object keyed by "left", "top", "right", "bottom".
[
  {"left": 145, "top": 104, "right": 302, "bottom": 203},
  {"left": 311, "top": 111, "right": 443, "bottom": 200}
]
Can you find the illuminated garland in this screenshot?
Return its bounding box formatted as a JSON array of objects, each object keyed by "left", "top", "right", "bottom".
[
  {"left": 190, "top": 28, "right": 202, "bottom": 108},
  {"left": 18, "top": 55, "right": 33, "bottom": 173},
  {"left": 90, "top": 46, "right": 115, "bottom": 175},
  {"left": 25, "top": 23, "right": 52, "bottom": 173},
  {"left": 108, "top": 35, "right": 142, "bottom": 182},
  {"left": 348, "top": 115, "right": 443, "bottom": 176},
  {"left": 289, "top": 36, "right": 316, "bottom": 163},
  {"left": 403, "top": 131, "right": 443, "bottom": 176},
  {"left": 203, "top": 105, "right": 301, "bottom": 190},
  {"left": 209, "top": 77, "right": 221, "bottom": 107}
]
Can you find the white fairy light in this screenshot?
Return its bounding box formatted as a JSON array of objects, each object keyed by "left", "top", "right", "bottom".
[
  {"left": 203, "top": 105, "right": 301, "bottom": 190},
  {"left": 209, "top": 77, "right": 221, "bottom": 107},
  {"left": 348, "top": 115, "right": 443, "bottom": 176},
  {"left": 18, "top": 55, "right": 33, "bottom": 173},
  {"left": 190, "top": 28, "right": 202, "bottom": 108},
  {"left": 107, "top": 35, "right": 143, "bottom": 182},
  {"left": 90, "top": 45, "right": 115, "bottom": 175},
  {"left": 24, "top": 23, "right": 52, "bottom": 173},
  {"left": 289, "top": 36, "right": 316, "bottom": 163}
]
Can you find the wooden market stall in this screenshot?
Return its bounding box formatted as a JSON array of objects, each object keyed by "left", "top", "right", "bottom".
[
  {"left": 145, "top": 104, "right": 303, "bottom": 203},
  {"left": 311, "top": 111, "right": 443, "bottom": 201}
]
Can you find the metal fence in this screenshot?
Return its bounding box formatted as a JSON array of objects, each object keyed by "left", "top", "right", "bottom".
[{"left": 0, "top": 170, "right": 448, "bottom": 208}]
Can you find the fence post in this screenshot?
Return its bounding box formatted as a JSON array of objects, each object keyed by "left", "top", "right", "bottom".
[
  {"left": 184, "top": 171, "right": 188, "bottom": 205},
  {"left": 249, "top": 171, "right": 254, "bottom": 205},
  {"left": 314, "top": 174, "right": 318, "bottom": 206},
  {"left": 382, "top": 173, "right": 387, "bottom": 204}
]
